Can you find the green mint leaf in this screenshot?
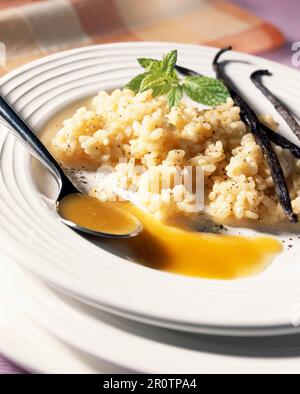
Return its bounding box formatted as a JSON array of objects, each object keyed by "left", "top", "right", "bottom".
[
  {"left": 126, "top": 72, "right": 148, "bottom": 93},
  {"left": 128, "top": 51, "right": 180, "bottom": 102},
  {"left": 161, "top": 50, "right": 178, "bottom": 75},
  {"left": 140, "top": 73, "right": 168, "bottom": 93},
  {"left": 183, "top": 76, "right": 230, "bottom": 106},
  {"left": 152, "top": 83, "right": 172, "bottom": 97},
  {"left": 138, "top": 58, "right": 161, "bottom": 72},
  {"left": 167, "top": 85, "right": 183, "bottom": 107}
]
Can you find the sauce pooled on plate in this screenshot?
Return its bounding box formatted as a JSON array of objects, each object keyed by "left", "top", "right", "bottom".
[{"left": 106, "top": 202, "right": 282, "bottom": 280}]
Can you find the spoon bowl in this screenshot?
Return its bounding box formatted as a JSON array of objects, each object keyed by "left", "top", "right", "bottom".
[
  {"left": 0, "top": 96, "right": 142, "bottom": 239},
  {"left": 57, "top": 193, "right": 143, "bottom": 238}
]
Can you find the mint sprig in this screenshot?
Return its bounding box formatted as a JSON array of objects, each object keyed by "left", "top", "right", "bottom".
[
  {"left": 167, "top": 85, "right": 183, "bottom": 108},
  {"left": 126, "top": 50, "right": 230, "bottom": 108},
  {"left": 126, "top": 72, "right": 148, "bottom": 92},
  {"left": 183, "top": 76, "right": 230, "bottom": 107}
]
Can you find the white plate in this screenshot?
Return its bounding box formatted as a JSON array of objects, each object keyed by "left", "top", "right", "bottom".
[
  {"left": 1, "top": 42, "right": 300, "bottom": 335},
  {"left": 4, "top": 257, "right": 300, "bottom": 374},
  {"left": 0, "top": 259, "right": 126, "bottom": 373}
]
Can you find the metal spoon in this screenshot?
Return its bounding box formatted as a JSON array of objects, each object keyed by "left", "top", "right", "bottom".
[{"left": 0, "top": 96, "right": 142, "bottom": 238}]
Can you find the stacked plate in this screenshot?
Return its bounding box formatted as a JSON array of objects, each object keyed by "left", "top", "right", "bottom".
[{"left": 1, "top": 42, "right": 300, "bottom": 373}]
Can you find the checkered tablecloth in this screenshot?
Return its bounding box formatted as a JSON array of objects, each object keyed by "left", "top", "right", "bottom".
[{"left": 0, "top": 0, "right": 285, "bottom": 75}]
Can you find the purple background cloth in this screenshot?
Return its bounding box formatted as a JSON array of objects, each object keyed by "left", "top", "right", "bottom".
[
  {"left": 0, "top": 357, "right": 25, "bottom": 374},
  {"left": 0, "top": 0, "right": 299, "bottom": 374},
  {"left": 231, "top": 0, "right": 299, "bottom": 66}
]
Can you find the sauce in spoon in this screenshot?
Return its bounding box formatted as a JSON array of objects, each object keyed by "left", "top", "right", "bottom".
[{"left": 58, "top": 194, "right": 141, "bottom": 237}]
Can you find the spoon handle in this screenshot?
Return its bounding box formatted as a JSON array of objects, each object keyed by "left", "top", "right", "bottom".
[{"left": 0, "top": 95, "right": 66, "bottom": 182}]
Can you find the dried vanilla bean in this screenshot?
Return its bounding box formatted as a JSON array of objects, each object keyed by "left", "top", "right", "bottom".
[
  {"left": 251, "top": 70, "right": 300, "bottom": 141},
  {"left": 212, "top": 47, "right": 297, "bottom": 223},
  {"left": 176, "top": 63, "right": 300, "bottom": 159}
]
